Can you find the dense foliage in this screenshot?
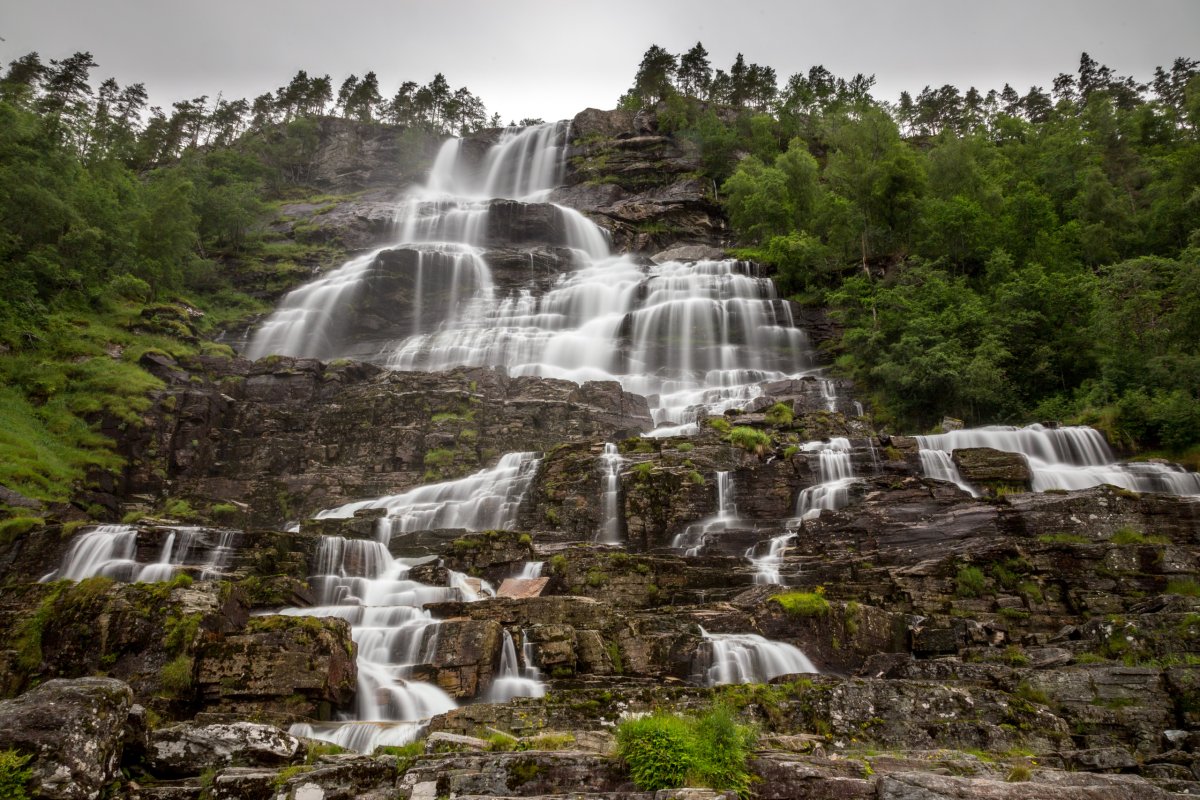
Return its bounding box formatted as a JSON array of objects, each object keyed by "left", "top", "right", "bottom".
[
  {"left": 623, "top": 44, "right": 1200, "bottom": 455},
  {"left": 0, "top": 52, "right": 472, "bottom": 507},
  {"left": 616, "top": 706, "right": 756, "bottom": 795}
]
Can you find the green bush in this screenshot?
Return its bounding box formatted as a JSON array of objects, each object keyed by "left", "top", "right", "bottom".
[
  {"left": 616, "top": 707, "right": 755, "bottom": 794},
  {"left": 764, "top": 402, "right": 794, "bottom": 425},
  {"left": 0, "top": 749, "right": 31, "bottom": 800},
  {"left": 159, "top": 654, "right": 194, "bottom": 696},
  {"left": 616, "top": 713, "right": 695, "bottom": 791},
  {"left": 728, "top": 426, "right": 771, "bottom": 455}
]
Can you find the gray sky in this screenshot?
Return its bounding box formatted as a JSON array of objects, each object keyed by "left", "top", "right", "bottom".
[{"left": 4, "top": 0, "right": 1198, "bottom": 123}]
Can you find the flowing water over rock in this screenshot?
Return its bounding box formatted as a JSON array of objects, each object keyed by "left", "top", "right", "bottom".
[
  {"left": 41, "top": 525, "right": 237, "bottom": 583},
  {"left": 672, "top": 471, "right": 741, "bottom": 555},
  {"left": 244, "top": 122, "right": 824, "bottom": 426},
  {"left": 917, "top": 424, "right": 1200, "bottom": 496},
  {"left": 597, "top": 443, "right": 624, "bottom": 544},
  {"left": 487, "top": 630, "right": 545, "bottom": 703},
  {"left": 747, "top": 533, "right": 796, "bottom": 585},
  {"left": 697, "top": 628, "right": 818, "bottom": 685},
  {"left": 281, "top": 456, "right": 540, "bottom": 753},
  {"left": 795, "top": 438, "right": 858, "bottom": 520}
]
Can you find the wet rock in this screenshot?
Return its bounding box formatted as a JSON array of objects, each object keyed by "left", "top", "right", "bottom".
[
  {"left": 396, "top": 751, "right": 629, "bottom": 798},
  {"left": 412, "top": 618, "right": 503, "bottom": 698},
  {"left": 0, "top": 677, "right": 133, "bottom": 800},
  {"left": 195, "top": 615, "right": 356, "bottom": 722},
  {"left": 952, "top": 447, "right": 1032, "bottom": 493},
  {"left": 147, "top": 721, "right": 302, "bottom": 777}
]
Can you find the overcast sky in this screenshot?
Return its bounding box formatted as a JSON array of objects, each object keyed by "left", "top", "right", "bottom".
[{"left": 5, "top": 0, "right": 1199, "bottom": 123}]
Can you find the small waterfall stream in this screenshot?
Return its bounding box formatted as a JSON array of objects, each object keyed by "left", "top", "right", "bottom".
[
  {"left": 795, "top": 438, "right": 858, "bottom": 520},
  {"left": 487, "top": 629, "right": 546, "bottom": 703},
  {"left": 916, "top": 424, "right": 1200, "bottom": 496},
  {"left": 672, "top": 471, "right": 740, "bottom": 555},
  {"left": 42, "top": 525, "right": 239, "bottom": 583},
  {"left": 746, "top": 533, "right": 796, "bottom": 585},
  {"left": 698, "top": 628, "right": 818, "bottom": 685},
  {"left": 597, "top": 443, "right": 624, "bottom": 544}
]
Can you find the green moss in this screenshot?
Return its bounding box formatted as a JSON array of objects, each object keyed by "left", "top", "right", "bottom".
[
  {"left": 0, "top": 517, "right": 43, "bottom": 546},
  {"left": 675, "top": 442, "right": 694, "bottom": 452},
  {"left": 1111, "top": 527, "right": 1168, "bottom": 545},
  {"left": 772, "top": 588, "right": 830, "bottom": 617},
  {"left": 1166, "top": 578, "right": 1200, "bottom": 597},
  {"left": 0, "top": 749, "right": 31, "bottom": 800},
  {"left": 707, "top": 417, "right": 731, "bottom": 434},
  {"left": 506, "top": 757, "right": 545, "bottom": 789}
]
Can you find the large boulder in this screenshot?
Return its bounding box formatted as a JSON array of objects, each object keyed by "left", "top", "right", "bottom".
[
  {"left": 147, "top": 721, "right": 302, "bottom": 778},
  {"left": 952, "top": 447, "right": 1032, "bottom": 493},
  {"left": 0, "top": 677, "right": 134, "bottom": 800}
]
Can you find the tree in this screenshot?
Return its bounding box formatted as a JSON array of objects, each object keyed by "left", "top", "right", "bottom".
[
  {"left": 628, "top": 44, "right": 677, "bottom": 107},
  {"left": 677, "top": 42, "right": 712, "bottom": 98},
  {"left": 0, "top": 52, "right": 47, "bottom": 107}
]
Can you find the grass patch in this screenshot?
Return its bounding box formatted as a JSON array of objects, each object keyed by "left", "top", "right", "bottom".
[
  {"left": 1166, "top": 578, "right": 1200, "bottom": 597},
  {"left": 1036, "top": 533, "right": 1090, "bottom": 545},
  {"left": 0, "top": 749, "right": 32, "bottom": 800},
  {"left": 1111, "top": 527, "right": 1169, "bottom": 545},
  {"left": 955, "top": 566, "right": 987, "bottom": 598},
  {"left": 728, "top": 426, "right": 771, "bottom": 455},
  {"left": 616, "top": 706, "right": 755, "bottom": 795},
  {"left": 771, "top": 588, "right": 830, "bottom": 617}
]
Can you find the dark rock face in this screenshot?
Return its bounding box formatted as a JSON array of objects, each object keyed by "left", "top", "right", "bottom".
[
  {"left": 551, "top": 108, "right": 727, "bottom": 253},
  {"left": 305, "top": 118, "right": 439, "bottom": 194},
  {"left": 117, "top": 355, "right": 652, "bottom": 526},
  {"left": 194, "top": 615, "right": 356, "bottom": 722},
  {"left": 0, "top": 677, "right": 133, "bottom": 800},
  {"left": 147, "top": 721, "right": 302, "bottom": 777}
]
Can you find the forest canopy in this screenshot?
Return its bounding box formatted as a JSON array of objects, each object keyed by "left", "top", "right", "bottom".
[{"left": 619, "top": 43, "right": 1200, "bottom": 455}]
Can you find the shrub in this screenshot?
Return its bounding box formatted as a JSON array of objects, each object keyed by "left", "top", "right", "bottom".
[
  {"left": 616, "top": 714, "right": 695, "bottom": 791},
  {"left": 0, "top": 749, "right": 31, "bottom": 800},
  {"left": 955, "top": 566, "right": 987, "bottom": 598},
  {"left": 616, "top": 707, "right": 755, "bottom": 794},
  {"left": 771, "top": 588, "right": 829, "bottom": 617},
  {"left": 728, "top": 426, "right": 771, "bottom": 455},
  {"left": 159, "top": 654, "right": 194, "bottom": 696},
  {"left": 764, "top": 402, "right": 794, "bottom": 425}
]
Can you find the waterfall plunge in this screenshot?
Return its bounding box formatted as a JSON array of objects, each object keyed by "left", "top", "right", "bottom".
[{"left": 244, "top": 121, "right": 823, "bottom": 427}]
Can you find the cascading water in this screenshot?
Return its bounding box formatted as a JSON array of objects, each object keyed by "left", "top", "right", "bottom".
[
  {"left": 746, "top": 533, "right": 796, "bottom": 585},
  {"left": 697, "top": 627, "right": 818, "bottom": 685},
  {"left": 243, "top": 121, "right": 826, "bottom": 427},
  {"left": 794, "top": 438, "right": 858, "bottom": 520},
  {"left": 316, "top": 452, "right": 541, "bottom": 540},
  {"left": 487, "top": 629, "right": 545, "bottom": 702},
  {"left": 597, "top": 443, "right": 624, "bottom": 544},
  {"left": 282, "top": 454, "right": 540, "bottom": 753},
  {"left": 916, "top": 424, "right": 1200, "bottom": 496},
  {"left": 517, "top": 561, "right": 544, "bottom": 579},
  {"left": 42, "top": 525, "right": 239, "bottom": 583},
  {"left": 672, "top": 471, "right": 740, "bottom": 555}
]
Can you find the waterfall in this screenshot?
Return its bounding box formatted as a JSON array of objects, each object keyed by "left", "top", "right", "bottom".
[
  {"left": 597, "top": 443, "right": 624, "bottom": 544},
  {"left": 918, "top": 449, "right": 978, "bottom": 496},
  {"left": 517, "top": 561, "right": 544, "bottom": 579},
  {"left": 487, "top": 630, "right": 545, "bottom": 703},
  {"left": 916, "top": 424, "right": 1200, "bottom": 496},
  {"left": 698, "top": 628, "right": 818, "bottom": 685},
  {"left": 746, "top": 533, "right": 796, "bottom": 585},
  {"left": 317, "top": 452, "right": 541, "bottom": 543},
  {"left": 672, "top": 471, "right": 739, "bottom": 555},
  {"left": 243, "top": 121, "right": 825, "bottom": 427},
  {"left": 283, "top": 448, "right": 539, "bottom": 753},
  {"left": 42, "top": 525, "right": 239, "bottom": 583},
  {"left": 795, "top": 438, "right": 858, "bottom": 520}
]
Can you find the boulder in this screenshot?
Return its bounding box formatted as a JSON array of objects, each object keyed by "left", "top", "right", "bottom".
[
  {"left": 952, "top": 447, "right": 1032, "bottom": 491},
  {"left": 147, "top": 721, "right": 302, "bottom": 777},
  {"left": 0, "top": 677, "right": 134, "bottom": 800}
]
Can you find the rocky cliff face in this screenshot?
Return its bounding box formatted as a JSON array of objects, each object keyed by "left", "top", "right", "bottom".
[{"left": 1, "top": 113, "right": 1198, "bottom": 800}]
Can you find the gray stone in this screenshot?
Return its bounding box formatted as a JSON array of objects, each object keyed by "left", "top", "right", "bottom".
[
  {"left": 148, "top": 721, "right": 302, "bottom": 777},
  {"left": 0, "top": 677, "right": 134, "bottom": 800}
]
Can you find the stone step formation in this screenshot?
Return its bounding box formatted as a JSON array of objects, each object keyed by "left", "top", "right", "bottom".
[{"left": 1, "top": 110, "right": 1199, "bottom": 799}]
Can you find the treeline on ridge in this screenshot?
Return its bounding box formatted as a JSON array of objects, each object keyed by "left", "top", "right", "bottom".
[{"left": 619, "top": 43, "right": 1200, "bottom": 457}]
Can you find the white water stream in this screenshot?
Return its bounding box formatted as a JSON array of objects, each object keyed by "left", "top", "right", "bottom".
[{"left": 916, "top": 424, "right": 1200, "bottom": 497}]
